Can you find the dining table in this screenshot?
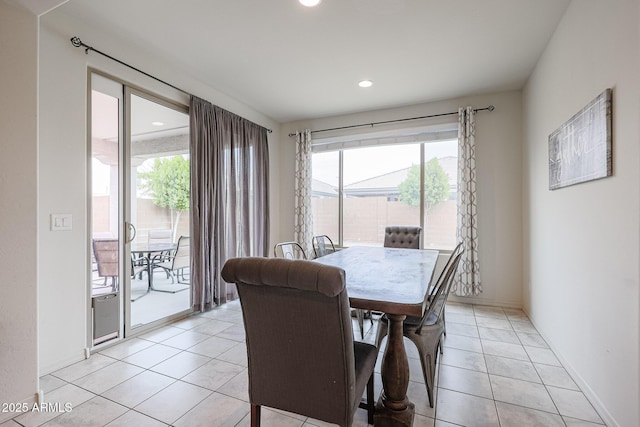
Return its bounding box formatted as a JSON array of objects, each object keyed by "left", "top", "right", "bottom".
[{"left": 314, "top": 246, "right": 439, "bottom": 427}]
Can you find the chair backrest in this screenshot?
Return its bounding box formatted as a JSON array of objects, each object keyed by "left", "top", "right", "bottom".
[
  {"left": 312, "top": 235, "right": 336, "bottom": 258},
  {"left": 383, "top": 226, "right": 422, "bottom": 249},
  {"left": 427, "top": 242, "right": 464, "bottom": 301},
  {"left": 172, "top": 235, "right": 190, "bottom": 269},
  {"left": 417, "top": 246, "right": 464, "bottom": 333},
  {"left": 148, "top": 229, "right": 172, "bottom": 244},
  {"left": 273, "top": 241, "right": 307, "bottom": 259},
  {"left": 93, "top": 239, "right": 119, "bottom": 277},
  {"left": 221, "top": 257, "right": 357, "bottom": 426}
]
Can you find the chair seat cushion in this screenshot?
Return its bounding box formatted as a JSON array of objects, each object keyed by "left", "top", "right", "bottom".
[
  {"left": 353, "top": 342, "right": 378, "bottom": 408},
  {"left": 380, "top": 311, "right": 439, "bottom": 329}
]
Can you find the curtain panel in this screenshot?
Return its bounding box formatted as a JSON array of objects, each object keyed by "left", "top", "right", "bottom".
[
  {"left": 453, "top": 106, "right": 482, "bottom": 296},
  {"left": 190, "top": 96, "right": 270, "bottom": 310},
  {"left": 294, "top": 130, "right": 314, "bottom": 257}
]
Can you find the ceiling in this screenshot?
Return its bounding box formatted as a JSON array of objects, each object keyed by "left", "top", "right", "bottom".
[{"left": 46, "top": 0, "right": 570, "bottom": 123}]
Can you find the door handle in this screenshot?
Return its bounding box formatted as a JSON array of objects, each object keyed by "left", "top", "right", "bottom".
[{"left": 126, "top": 222, "right": 137, "bottom": 243}]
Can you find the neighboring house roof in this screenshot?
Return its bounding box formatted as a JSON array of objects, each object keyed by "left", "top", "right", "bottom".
[
  {"left": 343, "top": 157, "right": 457, "bottom": 197},
  {"left": 312, "top": 178, "right": 338, "bottom": 198},
  {"left": 345, "top": 168, "right": 410, "bottom": 192},
  {"left": 312, "top": 157, "right": 458, "bottom": 198}
]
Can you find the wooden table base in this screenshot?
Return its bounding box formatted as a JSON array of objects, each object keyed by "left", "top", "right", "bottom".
[{"left": 373, "top": 314, "right": 416, "bottom": 426}]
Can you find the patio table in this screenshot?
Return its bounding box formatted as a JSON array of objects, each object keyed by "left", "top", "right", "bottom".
[{"left": 131, "top": 242, "right": 176, "bottom": 292}]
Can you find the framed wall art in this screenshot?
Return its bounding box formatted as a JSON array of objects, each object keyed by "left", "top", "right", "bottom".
[{"left": 548, "top": 88, "right": 612, "bottom": 190}]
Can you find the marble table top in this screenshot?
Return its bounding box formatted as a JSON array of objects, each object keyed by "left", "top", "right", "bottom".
[{"left": 314, "top": 246, "right": 439, "bottom": 317}]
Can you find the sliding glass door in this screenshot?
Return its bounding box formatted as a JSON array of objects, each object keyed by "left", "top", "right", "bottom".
[
  {"left": 89, "top": 72, "right": 191, "bottom": 345},
  {"left": 90, "top": 74, "right": 123, "bottom": 345},
  {"left": 127, "top": 90, "right": 191, "bottom": 329}
]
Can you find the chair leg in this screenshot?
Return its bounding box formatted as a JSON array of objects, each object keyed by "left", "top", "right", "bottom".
[
  {"left": 375, "top": 317, "right": 388, "bottom": 349},
  {"left": 251, "top": 404, "right": 261, "bottom": 427},
  {"left": 442, "top": 310, "right": 447, "bottom": 337},
  {"left": 367, "top": 310, "right": 374, "bottom": 325},
  {"left": 407, "top": 333, "right": 439, "bottom": 408},
  {"left": 356, "top": 309, "right": 365, "bottom": 338},
  {"left": 366, "top": 374, "right": 375, "bottom": 425}
]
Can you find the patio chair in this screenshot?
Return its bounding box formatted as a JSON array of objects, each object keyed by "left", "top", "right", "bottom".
[
  {"left": 148, "top": 228, "right": 172, "bottom": 245},
  {"left": 273, "top": 241, "right": 307, "bottom": 259},
  {"left": 375, "top": 244, "right": 464, "bottom": 407},
  {"left": 221, "top": 257, "right": 377, "bottom": 427},
  {"left": 152, "top": 235, "right": 190, "bottom": 288},
  {"left": 92, "top": 239, "right": 119, "bottom": 291},
  {"left": 147, "top": 228, "right": 174, "bottom": 267}
]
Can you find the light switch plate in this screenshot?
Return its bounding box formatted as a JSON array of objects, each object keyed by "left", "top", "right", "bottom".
[{"left": 51, "top": 213, "right": 72, "bottom": 231}]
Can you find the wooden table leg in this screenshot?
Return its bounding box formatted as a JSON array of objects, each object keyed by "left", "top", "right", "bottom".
[{"left": 374, "top": 313, "right": 415, "bottom": 427}]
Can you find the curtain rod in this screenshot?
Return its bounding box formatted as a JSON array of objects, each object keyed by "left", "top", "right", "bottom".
[
  {"left": 287, "top": 105, "right": 494, "bottom": 137},
  {"left": 70, "top": 36, "right": 273, "bottom": 134}
]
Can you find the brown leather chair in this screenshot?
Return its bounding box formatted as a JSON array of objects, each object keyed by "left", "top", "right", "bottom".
[
  {"left": 383, "top": 225, "right": 422, "bottom": 249},
  {"left": 221, "top": 257, "right": 377, "bottom": 427},
  {"left": 375, "top": 243, "right": 464, "bottom": 407}
]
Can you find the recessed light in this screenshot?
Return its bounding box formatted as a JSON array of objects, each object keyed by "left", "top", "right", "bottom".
[
  {"left": 358, "top": 80, "right": 373, "bottom": 88},
  {"left": 151, "top": 121, "right": 164, "bottom": 126},
  {"left": 299, "top": 0, "right": 321, "bottom": 7}
]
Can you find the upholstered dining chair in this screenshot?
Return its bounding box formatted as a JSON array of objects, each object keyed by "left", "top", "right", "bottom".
[
  {"left": 273, "top": 241, "right": 307, "bottom": 259},
  {"left": 383, "top": 225, "right": 422, "bottom": 249},
  {"left": 221, "top": 257, "right": 377, "bottom": 427},
  {"left": 375, "top": 244, "right": 464, "bottom": 407},
  {"left": 312, "top": 234, "right": 336, "bottom": 258}
]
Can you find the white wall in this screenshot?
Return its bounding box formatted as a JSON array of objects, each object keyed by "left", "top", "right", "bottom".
[
  {"left": 0, "top": 0, "right": 39, "bottom": 414},
  {"left": 38, "top": 9, "right": 280, "bottom": 373},
  {"left": 280, "top": 91, "right": 523, "bottom": 308},
  {"left": 522, "top": 1, "right": 639, "bottom": 426}
]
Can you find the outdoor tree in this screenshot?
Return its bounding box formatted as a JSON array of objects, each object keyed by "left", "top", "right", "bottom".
[
  {"left": 140, "top": 156, "right": 190, "bottom": 242},
  {"left": 398, "top": 158, "right": 450, "bottom": 210}
]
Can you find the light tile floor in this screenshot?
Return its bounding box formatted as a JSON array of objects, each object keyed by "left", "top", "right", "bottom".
[{"left": 3, "top": 302, "right": 606, "bottom": 426}]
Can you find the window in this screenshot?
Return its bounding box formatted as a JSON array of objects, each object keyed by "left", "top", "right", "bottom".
[{"left": 311, "top": 124, "right": 458, "bottom": 250}]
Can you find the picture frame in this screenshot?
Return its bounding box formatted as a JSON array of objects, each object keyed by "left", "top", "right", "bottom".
[{"left": 548, "top": 88, "right": 612, "bottom": 190}]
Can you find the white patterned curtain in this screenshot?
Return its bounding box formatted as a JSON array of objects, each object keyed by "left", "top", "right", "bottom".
[
  {"left": 453, "top": 107, "right": 482, "bottom": 296},
  {"left": 294, "top": 130, "right": 314, "bottom": 257}
]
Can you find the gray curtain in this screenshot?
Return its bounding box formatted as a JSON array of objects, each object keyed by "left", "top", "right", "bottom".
[{"left": 190, "top": 96, "right": 269, "bottom": 310}]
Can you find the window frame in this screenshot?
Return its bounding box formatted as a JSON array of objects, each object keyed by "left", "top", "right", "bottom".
[{"left": 311, "top": 123, "right": 458, "bottom": 250}]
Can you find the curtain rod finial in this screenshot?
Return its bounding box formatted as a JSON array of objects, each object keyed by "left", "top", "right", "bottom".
[
  {"left": 70, "top": 36, "right": 82, "bottom": 47},
  {"left": 488, "top": 105, "right": 495, "bottom": 112}
]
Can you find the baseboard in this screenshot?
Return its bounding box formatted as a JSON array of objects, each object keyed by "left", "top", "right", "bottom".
[
  {"left": 524, "top": 310, "right": 619, "bottom": 427},
  {"left": 39, "top": 350, "right": 87, "bottom": 377},
  {"left": 448, "top": 294, "right": 522, "bottom": 309}
]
